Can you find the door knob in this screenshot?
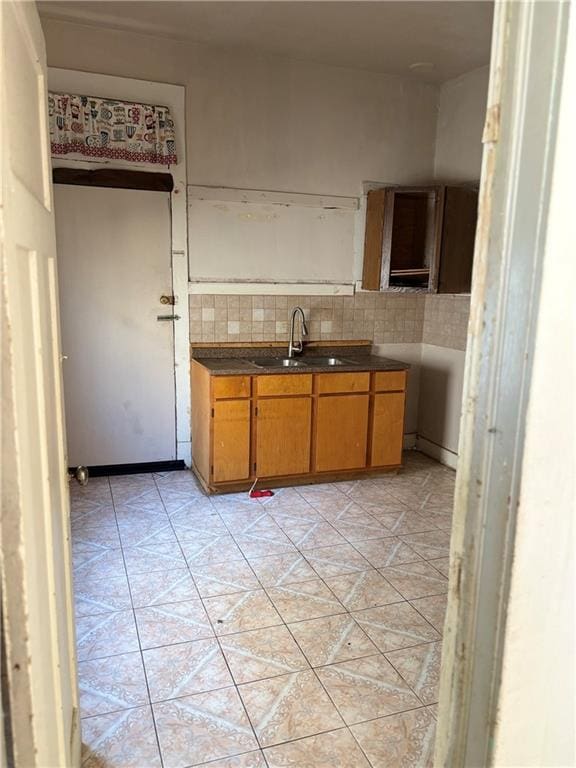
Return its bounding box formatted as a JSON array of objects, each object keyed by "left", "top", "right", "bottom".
[{"left": 160, "top": 295, "right": 175, "bottom": 305}]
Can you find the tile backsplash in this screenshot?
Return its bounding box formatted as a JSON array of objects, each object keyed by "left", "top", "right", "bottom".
[
  {"left": 189, "top": 292, "right": 470, "bottom": 350},
  {"left": 189, "top": 293, "right": 425, "bottom": 345},
  {"left": 422, "top": 294, "right": 471, "bottom": 351}
]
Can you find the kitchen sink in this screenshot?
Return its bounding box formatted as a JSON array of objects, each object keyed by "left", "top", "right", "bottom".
[
  {"left": 249, "top": 358, "right": 308, "bottom": 368},
  {"left": 303, "top": 356, "right": 355, "bottom": 366},
  {"left": 249, "top": 356, "right": 357, "bottom": 368}
]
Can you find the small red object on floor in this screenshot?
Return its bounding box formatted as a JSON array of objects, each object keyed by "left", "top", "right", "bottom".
[{"left": 248, "top": 478, "right": 274, "bottom": 498}]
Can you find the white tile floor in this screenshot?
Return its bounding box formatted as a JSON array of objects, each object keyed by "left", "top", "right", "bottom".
[{"left": 71, "top": 451, "right": 454, "bottom": 767}]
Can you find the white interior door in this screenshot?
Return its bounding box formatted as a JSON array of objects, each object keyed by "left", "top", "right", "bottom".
[
  {"left": 54, "top": 184, "right": 176, "bottom": 466},
  {"left": 1, "top": 2, "right": 79, "bottom": 765}
]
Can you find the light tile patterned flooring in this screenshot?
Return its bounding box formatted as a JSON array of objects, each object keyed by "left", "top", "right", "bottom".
[{"left": 71, "top": 451, "right": 454, "bottom": 768}]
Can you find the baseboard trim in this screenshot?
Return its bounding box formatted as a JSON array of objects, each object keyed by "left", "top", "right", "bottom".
[
  {"left": 69, "top": 460, "right": 186, "bottom": 478},
  {"left": 403, "top": 432, "right": 417, "bottom": 450},
  {"left": 416, "top": 436, "right": 459, "bottom": 469}
]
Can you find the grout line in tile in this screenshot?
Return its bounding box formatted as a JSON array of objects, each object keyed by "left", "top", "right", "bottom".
[
  {"left": 181, "top": 746, "right": 269, "bottom": 768},
  {"left": 197, "top": 596, "right": 266, "bottom": 760},
  {"left": 394, "top": 586, "right": 449, "bottom": 602},
  {"left": 116, "top": 476, "right": 165, "bottom": 768},
  {"left": 260, "top": 724, "right": 347, "bottom": 752},
  {"left": 78, "top": 699, "right": 152, "bottom": 723},
  {"left": 77, "top": 701, "right": 151, "bottom": 726},
  {"left": 383, "top": 639, "right": 442, "bottom": 706},
  {"left": 407, "top": 599, "right": 447, "bottom": 636},
  {"left": 347, "top": 718, "right": 380, "bottom": 768},
  {"left": 346, "top": 537, "right": 421, "bottom": 570},
  {"left": 424, "top": 558, "right": 452, "bottom": 578},
  {"left": 148, "top": 680, "right": 236, "bottom": 707},
  {"left": 380, "top": 632, "right": 442, "bottom": 654},
  {"left": 312, "top": 651, "right": 432, "bottom": 728},
  {"left": 257, "top": 724, "right": 351, "bottom": 754}
]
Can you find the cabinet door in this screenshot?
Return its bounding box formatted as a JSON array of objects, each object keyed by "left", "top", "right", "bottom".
[
  {"left": 371, "top": 392, "right": 405, "bottom": 467},
  {"left": 315, "top": 395, "right": 369, "bottom": 472},
  {"left": 256, "top": 397, "right": 312, "bottom": 477},
  {"left": 438, "top": 186, "right": 478, "bottom": 294},
  {"left": 362, "top": 188, "right": 387, "bottom": 290},
  {"left": 212, "top": 400, "right": 251, "bottom": 482}
]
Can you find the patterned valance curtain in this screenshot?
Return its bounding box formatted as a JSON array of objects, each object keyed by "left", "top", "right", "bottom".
[{"left": 48, "top": 92, "right": 177, "bottom": 166}]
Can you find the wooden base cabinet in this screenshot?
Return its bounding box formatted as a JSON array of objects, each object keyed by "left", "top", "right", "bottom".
[{"left": 191, "top": 360, "right": 407, "bottom": 492}]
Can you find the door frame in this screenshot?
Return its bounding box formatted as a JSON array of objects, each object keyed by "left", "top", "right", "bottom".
[
  {"left": 434, "top": 1, "right": 571, "bottom": 765},
  {"left": 47, "top": 67, "right": 191, "bottom": 465}
]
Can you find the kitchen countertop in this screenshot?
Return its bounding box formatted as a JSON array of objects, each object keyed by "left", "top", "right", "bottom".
[{"left": 192, "top": 345, "right": 410, "bottom": 376}]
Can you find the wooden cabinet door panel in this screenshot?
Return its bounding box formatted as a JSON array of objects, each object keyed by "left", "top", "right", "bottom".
[
  {"left": 256, "top": 397, "right": 311, "bottom": 477},
  {"left": 315, "top": 395, "right": 369, "bottom": 471},
  {"left": 438, "top": 186, "right": 478, "bottom": 294},
  {"left": 362, "top": 188, "right": 386, "bottom": 290},
  {"left": 212, "top": 400, "right": 251, "bottom": 482},
  {"left": 371, "top": 392, "right": 405, "bottom": 467}
]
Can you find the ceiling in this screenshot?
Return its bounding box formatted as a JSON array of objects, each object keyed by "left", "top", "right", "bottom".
[{"left": 38, "top": 1, "right": 493, "bottom": 84}]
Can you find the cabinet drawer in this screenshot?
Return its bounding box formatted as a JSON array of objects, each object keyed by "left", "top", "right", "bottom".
[
  {"left": 256, "top": 374, "right": 312, "bottom": 397},
  {"left": 212, "top": 376, "right": 251, "bottom": 399},
  {"left": 373, "top": 371, "right": 406, "bottom": 392},
  {"left": 316, "top": 372, "right": 370, "bottom": 394}
]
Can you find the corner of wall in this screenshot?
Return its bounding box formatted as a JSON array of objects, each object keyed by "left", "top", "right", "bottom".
[
  {"left": 433, "top": 65, "right": 490, "bottom": 182},
  {"left": 374, "top": 294, "right": 471, "bottom": 468}
]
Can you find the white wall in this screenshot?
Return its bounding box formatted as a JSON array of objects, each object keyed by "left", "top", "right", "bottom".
[
  {"left": 41, "top": 18, "right": 438, "bottom": 199},
  {"left": 434, "top": 66, "right": 489, "bottom": 182},
  {"left": 416, "top": 344, "right": 466, "bottom": 467},
  {"left": 492, "top": 8, "right": 575, "bottom": 762},
  {"left": 42, "top": 19, "right": 438, "bottom": 286}
]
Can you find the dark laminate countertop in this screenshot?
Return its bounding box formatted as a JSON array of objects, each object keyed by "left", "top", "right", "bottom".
[{"left": 192, "top": 345, "right": 410, "bottom": 376}]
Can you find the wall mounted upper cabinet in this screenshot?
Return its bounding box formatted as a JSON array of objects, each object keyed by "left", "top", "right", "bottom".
[{"left": 362, "top": 185, "right": 478, "bottom": 293}]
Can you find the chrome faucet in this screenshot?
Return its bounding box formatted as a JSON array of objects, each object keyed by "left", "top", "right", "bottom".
[{"left": 288, "top": 306, "right": 308, "bottom": 358}]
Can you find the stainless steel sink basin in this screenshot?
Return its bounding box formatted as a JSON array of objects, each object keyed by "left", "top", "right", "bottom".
[
  {"left": 303, "top": 356, "right": 356, "bottom": 366},
  {"left": 249, "top": 356, "right": 358, "bottom": 369},
  {"left": 249, "top": 358, "right": 308, "bottom": 368}
]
